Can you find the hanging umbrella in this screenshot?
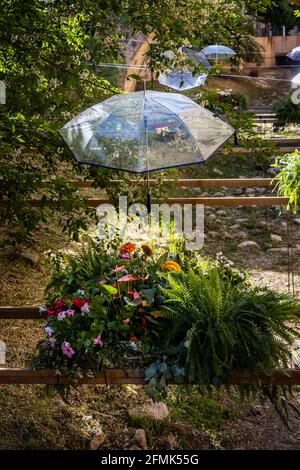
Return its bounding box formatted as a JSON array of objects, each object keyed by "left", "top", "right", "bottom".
[
  {"left": 201, "top": 45, "right": 236, "bottom": 61},
  {"left": 59, "top": 90, "right": 234, "bottom": 174},
  {"left": 180, "top": 46, "right": 212, "bottom": 70},
  {"left": 287, "top": 47, "right": 300, "bottom": 62},
  {"left": 158, "top": 70, "right": 208, "bottom": 91}
]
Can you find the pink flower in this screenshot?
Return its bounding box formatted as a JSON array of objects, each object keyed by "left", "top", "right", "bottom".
[
  {"left": 112, "top": 265, "right": 125, "bottom": 273},
  {"left": 61, "top": 341, "right": 75, "bottom": 358},
  {"left": 97, "top": 278, "right": 107, "bottom": 284},
  {"left": 57, "top": 311, "right": 66, "bottom": 321},
  {"left": 81, "top": 302, "right": 90, "bottom": 314},
  {"left": 49, "top": 337, "right": 56, "bottom": 348},
  {"left": 94, "top": 335, "right": 104, "bottom": 347},
  {"left": 66, "top": 309, "right": 75, "bottom": 317},
  {"left": 117, "top": 274, "right": 140, "bottom": 283},
  {"left": 119, "top": 253, "right": 131, "bottom": 260},
  {"left": 127, "top": 290, "right": 141, "bottom": 299}
]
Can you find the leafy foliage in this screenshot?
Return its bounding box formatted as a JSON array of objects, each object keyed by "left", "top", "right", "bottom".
[
  {"left": 273, "top": 96, "right": 300, "bottom": 130},
  {"left": 0, "top": 0, "right": 274, "bottom": 244},
  {"left": 273, "top": 151, "right": 300, "bottom": 214},
  {"left": 161, "top": 268, "right": 300, "bottom": 424}
]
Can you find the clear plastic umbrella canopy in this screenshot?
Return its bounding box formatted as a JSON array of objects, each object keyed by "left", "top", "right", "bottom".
[
  {"left": 201, "top": 45, "right": 236, "bottom": 61},
  {"left": 287, "top": 47, "right": 300, "bottom": 61},
  {"left": 180, "top": 46, "right": 212, "bottom": 70},
  {"left": 59, "top": 91, "right": 234, "bottom": 173},
  {"left": 158, "top": 70, "right": 208, "bottom": 91}
]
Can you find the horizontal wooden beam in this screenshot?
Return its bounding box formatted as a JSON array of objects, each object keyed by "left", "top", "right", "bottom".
[
  {"left": 41, "top": 178, "right": 274, "bottom": 189},
  {"left": 0, "top": 306, "right": 45, "bottom": 319},
  {"left": 0, "top": 368, "right": 300, "bottom": 385},
  {"left": 1, "top": 306, "right": 299, "bottom": 320},
  {"left": 2, "top": 196, "right": 289, "bottom": 208},
  {"left": 83, "top": 196, "right": 289, "bottom": 207}
]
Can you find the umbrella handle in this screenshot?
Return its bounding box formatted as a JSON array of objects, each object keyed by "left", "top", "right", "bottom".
[
  {"left": 234, "top": 130, "right": 238, "bottom": 146},
  {"left": 147, "top": 188, "right": 152, "bottom": 214}
]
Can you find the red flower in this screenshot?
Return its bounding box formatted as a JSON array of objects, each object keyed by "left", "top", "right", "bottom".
[
  {"left": 47, "top": 308, "right": 56, "bottom": 317},
  {"left": 72, "top": 298, "right": 88, "bottom": 310},
  {"left": 53, "top": 299, "right": 67, "bottom": 312},
  {"left": 140, "top": 317, "right": 148, "bottom": 331},
  {"left": 119, "top": 242, "right": 136, "bottom": 255}
]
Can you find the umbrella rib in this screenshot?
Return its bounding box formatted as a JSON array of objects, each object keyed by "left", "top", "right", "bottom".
[{"left": 138, "top": 90, "right": 147, "bottom": 172}]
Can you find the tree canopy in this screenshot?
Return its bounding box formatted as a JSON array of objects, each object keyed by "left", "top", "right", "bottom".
[{"left": 0, "top": 0, "right": 275, "bottom": 244}]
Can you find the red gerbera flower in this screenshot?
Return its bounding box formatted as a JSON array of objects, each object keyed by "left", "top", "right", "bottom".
[{"left": 119, "top": 242, "right": 136, "bottom": 255}]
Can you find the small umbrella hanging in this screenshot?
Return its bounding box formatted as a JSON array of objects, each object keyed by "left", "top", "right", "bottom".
[
  {"left": 180, "top": 46, "right": 212, "bottom": 70},
  {"left": 163, "top": 47, "right": 211, "bottom": 70},
  {"left": 59, "top": 91, "right": 234, "bottom": 211},
  {"left": 158, "top": 70, "right": 208, "bottom": 91},
  {"left": 201, "top": 45, "right": 236, "bottom": 62},
  {"left": 181, "top": 46, "right": 211, "bottom": 70},
  {"left": 287, "top": 47, "right": 300, "bottom": 62}
]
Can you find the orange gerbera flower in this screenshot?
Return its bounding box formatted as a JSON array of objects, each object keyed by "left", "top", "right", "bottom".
[
  {"left": 162, "top": 260, "right": 181, "bottom": 272},
  {"left": 119, "top": 242, "right": 136, "bottom": 254}
]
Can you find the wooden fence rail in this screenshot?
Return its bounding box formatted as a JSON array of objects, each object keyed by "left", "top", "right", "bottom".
[
  {"left": 1, "top": 306, "right": 300, "bottom": 320},
  {"left": 0, "top": 368, "right": 299, "bottom": 385},
  {"left": 1, "top": 196, "right": 290, "bottom": 208},
  {"left": 41, "top": 178, "right": 275, "bottom": 189}
]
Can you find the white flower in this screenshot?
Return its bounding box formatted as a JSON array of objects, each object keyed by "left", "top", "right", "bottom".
[{"left": 44, "top": 326, "right": 54, "bottom": 336}]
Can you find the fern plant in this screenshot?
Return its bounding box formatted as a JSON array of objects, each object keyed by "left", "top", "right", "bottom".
[
  {"left": 161, "top": 268, "right": 300, "bottom": 424},
  {"left": 273, "top": 151, "right": 300, "bottom": 214}
]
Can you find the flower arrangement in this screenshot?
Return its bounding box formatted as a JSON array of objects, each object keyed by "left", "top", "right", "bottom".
[
  {"left": 33, "top": 240, "right": 185, "bottom": 375},
  {"left": 32, "top": 237, "right": 300, "bottom": 423}
]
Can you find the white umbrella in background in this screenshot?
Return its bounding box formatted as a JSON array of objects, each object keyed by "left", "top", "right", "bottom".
[
  {"left": 287, "top": 47, "right": 300, "bottom": 62},
  {"left": 201, "top": 45, "right": 236, "bottom": 62},
  {"left": 158, "top": 70, "right": 208, "bottom": 91}
]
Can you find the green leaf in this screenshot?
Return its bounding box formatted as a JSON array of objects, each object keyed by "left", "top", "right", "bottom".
[
  {"left": 98, "top": 284, "right": 118, "bottom": 295},
  {"left": 145, "top": 362, "right": 158, "bottom": 381}
]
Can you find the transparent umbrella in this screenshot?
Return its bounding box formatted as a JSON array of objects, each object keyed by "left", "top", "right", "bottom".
[
  {"left": 59, "top": 90, "right": 235, "bottom": 174},
  {"left": 287, "top": 47, "right": 300, "bottom": 61},
  {"left": 201, "top": 45, "right": 236, "bottom": 62},
  {"left": 180, "top": 46, "right": 212, "bottom": 70},
  {"left": 158, "top": 70, "right": 208, "bottom": 91}
]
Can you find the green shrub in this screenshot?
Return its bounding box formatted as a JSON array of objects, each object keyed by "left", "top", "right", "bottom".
[
  {"left": 273, "top": 151, "right": 300, "bottom": 214},
  {"left": 273, "top": 96, "right": 300, "bottom": 130},
  {"left": 160, "top": 268, "right": 300, "bottom": 424}
]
